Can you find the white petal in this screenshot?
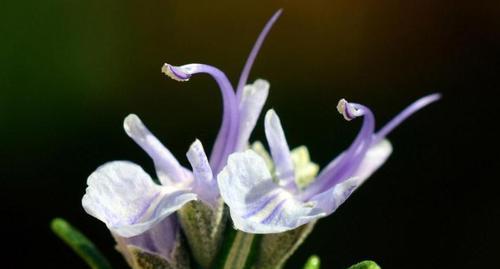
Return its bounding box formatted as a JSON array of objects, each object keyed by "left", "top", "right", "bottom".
[
  {"left": 311, "top": 139, "right": 393, "bottom": 214},
  {"left": 264, "top": 110, "right": 296, "bottom": 189},
  {"left": 123, "top": 114, "right": 191, "bottom": 185},
  {"left": 354, "top": 139, "right": 393, "bottom": 180},
  {"left": 186, "top": 139, "right": 219, "bottom": 207},
  {"left": 235, "top": 79, "right": 270, "bottom": 151},
  {"left": 82, "top": 161, "right": 196, "bottom": 237},
  {"left": 218, "top": 151, "right": 324, "bottom": 234},
  {"left": 119, "top": 216, "right": 180, "bottom": 262}
]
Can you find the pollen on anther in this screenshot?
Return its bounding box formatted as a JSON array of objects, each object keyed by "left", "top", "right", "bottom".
[
  {"left": 337, "top": 99, "right": 362, "bottom": 121},
  {"left": 162, "top": 63, "right": 191, "bottom": 82}
]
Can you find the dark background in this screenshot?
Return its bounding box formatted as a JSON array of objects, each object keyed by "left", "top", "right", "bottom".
[{"left": 1, "top": 1, "right": 499, "bottom": 268}]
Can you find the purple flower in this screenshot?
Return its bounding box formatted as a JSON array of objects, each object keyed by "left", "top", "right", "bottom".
[
  {"left": 218, "top": 94, "right": 441, "bottom": 233},
  {"left": 161, "top": 9, "right": 282, "bottom": 174},
  {"left": 81, "top": 10, "right": 283, "bottom": 262}
]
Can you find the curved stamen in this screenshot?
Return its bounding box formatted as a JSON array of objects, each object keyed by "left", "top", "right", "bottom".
[
  {"left": 300, "top": 100, "right": 375, "bottom": 200},
  {"left": 373, "top": 93, "right": 441, "bottom": 144},
  {"left": 301, "top": 94, "right": 441, "bottom": 200},
  {"left": 336, "top": 103, "right": 376, "bottom": 177},
  {"left": 337, "top": 98, "right": 363, "bottom": 121},
  {"left": 236, "top": 9, "right": 282, "bottom": 101},
  {"left": 163, "top": 63, "right": 239, "bottom": 173},
  {"left": 162, "top": 64, "right": 191, "bottom": 81}
]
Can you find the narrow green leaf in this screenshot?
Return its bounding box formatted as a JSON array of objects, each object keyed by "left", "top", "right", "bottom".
[
  {"left": 50, "top": 218, "right": 112, "bottom": 269},
  {"left": 347, "top": 260, "right": 381, "bottom": 269},
  {"left": 303, "top": 255, "right": 320, "bottom": 269}
]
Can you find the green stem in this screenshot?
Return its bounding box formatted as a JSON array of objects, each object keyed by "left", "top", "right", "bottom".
[
  {"left": 51, "top": 218, "right": 112, "bottom": 269},
  {"left": 213, "top": 228, "right": 261, "bottom": 269}
]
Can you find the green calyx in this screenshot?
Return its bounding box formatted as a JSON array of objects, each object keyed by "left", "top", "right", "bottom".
[
  {"left": 253, "top": 222, "right": 316, "bottom": 269},
  {"left": 177, "top": 200, "right": 226, "bottom": 268}
]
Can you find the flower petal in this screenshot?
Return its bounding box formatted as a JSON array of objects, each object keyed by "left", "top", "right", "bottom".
[
  {"left": 310, "top": 140, "right": 392, "bottom": 214},
  {"left": 354, "top": 139, "right": 393, "bottom": 180},
  {"left": 218, "top": 150, "right": 324, "bottom": 234},
  {"left": 119, "top": 216, "right": 180, "bottom": 262},
  {"left": 264, "top": 110, "right": 296, "bottom": 191},
  {"left": 123, "top": 114, "right": 191, "bottom": 185},
  {"left": 186, "top": 139, "right": 219, "bottom": 207},
  {"left": 235, "top": 79, "right": 270, "bottom": 151},
  {"left": 82, "top": 161, "right": 197, "bottom": 237}
]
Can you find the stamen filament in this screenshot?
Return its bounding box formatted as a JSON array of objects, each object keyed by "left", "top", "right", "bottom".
[
  {"left": 373, "top": 93, "right": 441, "bottom": 143},
  {"left": 301, "top": 102, "right": 375, "bottom": 200},
  {"left": 236, "top": 9, "right": 282, "bottom": 101},
  {"left": 163, "top": 63, "right": 240, "bottom": 173}
]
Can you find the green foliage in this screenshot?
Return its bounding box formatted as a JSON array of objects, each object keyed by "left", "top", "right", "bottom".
[
  {"left": 50, "top": 218, "right": 112, "bottom": 269},
  {"left": 347, "top": 260, "right": 381, "bottom": 269},
  {"left": 303, "top": 255, "right": 321, "bottom": 269}
]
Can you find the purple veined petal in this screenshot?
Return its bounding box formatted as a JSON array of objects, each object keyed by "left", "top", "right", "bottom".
[
  {"left": 124, "top": 114, "right": 191, "bottom": 185},
  {"left": 373, "top": 93, "right": 442, "bottom": 143},
  {"left": 116, "top": 216, "right": 180, "bottom": 262},
  {"left": 186, "top": 139, "right": 219, "bottom": 208},
  {"left": 236, "top": 9, "right": 282, "bottom": 101},
  {"left": 217, "top": 150, "right": 325, "bottom": 233},
  {"left": 264, "top": 109, "right": 297, "bottom": 192},
  {"left": 162, "top": 63, "right": 239, "bottom": 173},
  {"left": 82, "top": 161, "right": 197, "bottom": 238},
  {"left": 309, "top": 139, "right": 392, "bottom": 214},
  {"left": 301, "top": 100, "right": 376, "bottom": 200},
  {"left": 235, "top": 79, "right": 270, "bottom": 151}
]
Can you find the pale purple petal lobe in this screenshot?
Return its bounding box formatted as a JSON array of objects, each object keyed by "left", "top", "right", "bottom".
[
  {"left": 123, "top": 114, "right": 190, "bottom": 185},
  {"left": 119, "top": 216, "right": 180, "bottom": 262},
  {"left": 217, "top": 151, "right": 324, "bottom": 234},
  {"left": 264, "top": 109, "right": 296, "bottom": 190},
  {"left": 235, "top": 79, "right": 270, "bottom": 151},
  {"left": 310, "top": 140, "right": 392, "bottom": 213},
  {"left": 82, "top": 161, "right": 196, "bottom": 237},
  {"left": 186, "top": 139, "right": 219, "bottom": 207}
]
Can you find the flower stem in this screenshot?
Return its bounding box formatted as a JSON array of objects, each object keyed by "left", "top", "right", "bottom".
[
  {"left": 50, "top": 218, "right": 112, "bottom": 269},
  {"left": 213, "top": 228, "right": 261, "bottom": 269}
]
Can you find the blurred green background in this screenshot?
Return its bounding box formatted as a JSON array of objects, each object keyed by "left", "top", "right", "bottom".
[{"left": 1, "top": 1, "right": 498, "bottom": 268}]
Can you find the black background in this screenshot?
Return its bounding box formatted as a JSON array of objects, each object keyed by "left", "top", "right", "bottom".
[{"left": 1, "top": 1, "right": 499, "bottom": 268}]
